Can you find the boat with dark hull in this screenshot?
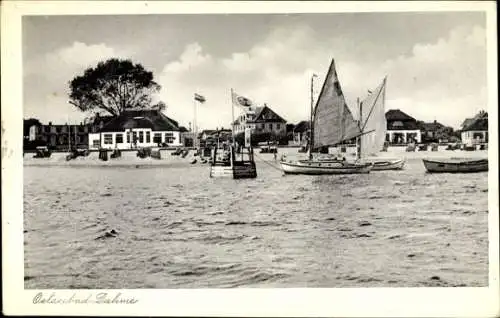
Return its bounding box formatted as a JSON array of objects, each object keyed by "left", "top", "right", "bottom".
[{"left": 422, "top": 158, "right": 488, "bottom": 173}]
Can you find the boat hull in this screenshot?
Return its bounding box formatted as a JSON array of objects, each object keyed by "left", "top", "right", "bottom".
[
  {"left": 367, "top": 158, "right": 406, "bottom": 171},
  {"left": 280, "top": 160, "right": 372, "bottom": 175},
  {"left": 422, "top": 158, "right": 488, "bottom": 173}
]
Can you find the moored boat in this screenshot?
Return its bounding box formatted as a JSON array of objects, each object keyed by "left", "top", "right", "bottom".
[
  {"left": 362, "top": 158, "right": 405, "bottom": 171},
  {"left": 280, "top": 159, "right": 372, "bottom": 175},
  {"left": 422, "top": 158, "right": 488, "bottom": 173},
  {"left": 354, "top": 76, "right": 405, "bottom": 171},
  {"left": 280, "top": 58, "right": 374, "bottom": 175}
]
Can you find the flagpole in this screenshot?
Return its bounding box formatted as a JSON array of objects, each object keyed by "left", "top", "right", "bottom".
[
  {"left": 230, "top": 88, "right": 235, "bottom": 146},
  {"left": 309, "top": 75, "right": 315, "bottom": 160},
  {"left": 357, "top": 97, "right": 362, "bottom": 160},
  {"left": 193, "top": 97, "right": 197, "bottom": 149}
]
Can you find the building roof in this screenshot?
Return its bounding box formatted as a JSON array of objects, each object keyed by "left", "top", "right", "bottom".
[
  {"left": 385, "top": 109, "right": 416, "bottom": 122},
  {"left": 462, "top": 118, "right": 488, "bottom": 131},
  {"left": 293, "top": 120, "right": 310, "bottom": 133},
  {"left": 98, "top": 109, "right": 180, "bottom": 132},
  {"left": 385, "top": 109, "right": 419, "bottom": 130},
  {"left": 418, "top": 120, "right": 445, "bottom": 131},
  {"left": 234, "top": 105, "right": 287, "bottom": 125},
  {"left": 461, "top": 118, "right": 474, "bottom": 129}
]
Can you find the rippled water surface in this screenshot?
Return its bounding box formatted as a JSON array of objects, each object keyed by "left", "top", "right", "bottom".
[{"left": 24, "top": 152, "right": 489, "bottom": 288}]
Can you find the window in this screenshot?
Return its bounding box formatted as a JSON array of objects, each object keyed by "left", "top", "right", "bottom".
[
  {"left": 133, "top": 132, "right": 138, "bottom": 144},
  {"left": 139, "top": 131, "right": 144, "bottom": 143},
  {"left": 268, "top": 123, "right": 272, "bottom": 130},
  {"left": 103, "top": 134, "right": 113, "bottom": 145},
  {"left": 126, "top": 131, "right": 131, "bottom": 143},
  {"left": 276, "top": 124, "right": 281, "bottom": 130},
  {"left": 93, "top": 140, "right": 100, "bottom": 148},
  {"left": 116, "top": 133, "right": 124, "bottom": 144},
  {"left": 146, "top": 131, "right": 151, "bottom": 143},
  {"left": 165, "top": 132, "right": 175, "bottom": 144},
  {"left": 153, "top": 133, "right": 162, "bottom": 143}
]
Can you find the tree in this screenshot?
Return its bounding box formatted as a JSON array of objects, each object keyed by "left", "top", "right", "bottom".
[
  {"left": 23, "top": 118, "right": 41, "bottom": 137},
  {"left": 68, "top": 58, "right": 161, "bottom": 116}
]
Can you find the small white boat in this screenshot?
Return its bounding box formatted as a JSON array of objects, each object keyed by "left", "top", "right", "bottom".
[
  {"left": 280, "top": 159, "right": 372, "bottom": 175},
  {"left": 362, "top": 158, "right": 406, "bottom": 171},
  {"left": 422, "top": 158, "right": 488, "bottom": 173}
]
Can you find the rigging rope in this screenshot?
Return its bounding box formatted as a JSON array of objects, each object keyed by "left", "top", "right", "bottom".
[{"left": 253, "top": 152, "right": 285, "bottom": 174}]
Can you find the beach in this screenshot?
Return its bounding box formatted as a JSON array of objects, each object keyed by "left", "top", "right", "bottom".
[{"left": 23, "top": 147, "right": 489, "bottom": 288}]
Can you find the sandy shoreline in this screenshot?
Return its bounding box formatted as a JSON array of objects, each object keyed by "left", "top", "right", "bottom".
[{"left": 23, "top": 146, "right": 488, "bottom": 167}]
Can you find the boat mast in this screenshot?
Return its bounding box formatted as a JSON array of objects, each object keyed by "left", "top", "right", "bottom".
[
  {"left": 309, "top": 74, "right": 315, "bottom": 160},
  {"left": 357, "top": 97, "right": 362, "bottom": 160}
]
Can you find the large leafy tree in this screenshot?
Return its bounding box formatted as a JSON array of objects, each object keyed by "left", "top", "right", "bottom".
[{"left": 69, "top": 58, "right": 161, "bottom": 116}]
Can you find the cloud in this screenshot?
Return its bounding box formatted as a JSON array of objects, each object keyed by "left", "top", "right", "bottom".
[
  {"left": 24, "top": 23, "right": 487, "bottom": 131},
  {"left": 158, "top": 23, "right": 487, "bottom": 130},
  {"left": 24, "top": 42, "right": 133, "bottom": 124}
]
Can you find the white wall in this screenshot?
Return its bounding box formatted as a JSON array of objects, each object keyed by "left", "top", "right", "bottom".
[
  {"left": 461, "top": 130, "right": 486, "bottom": 145},
  {"left": 88, "top": 129, "right": 181, "bottom": 150}
]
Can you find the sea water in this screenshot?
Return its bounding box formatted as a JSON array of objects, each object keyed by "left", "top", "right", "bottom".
[{"left": 23, "top": 149, "right": 489, "bottom": 288}]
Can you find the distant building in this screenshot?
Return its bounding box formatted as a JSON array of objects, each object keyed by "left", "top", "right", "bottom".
[
  {"left": 88, "top": 109, "right": 182, "bottom": 149},
  {"left": 417, "top": 120, "right": 454, "bottom": 143},
  {"left": 461, "top": 111, "right": 488, "bottom": 145},
  {"left": 198, "top": 128, "right": 232, "bottom": 147},
  {"left": 385, "top": 109, "right": 422, "bottom": 144},
  {"left": 232, "top": 104, "right": 287, "bottom": 140},
  {"left": 292, "top": 120, "right": 310, "bottom": 145},
  {"left": 27, "top": 121, "right": 95, "bottom": 150}
]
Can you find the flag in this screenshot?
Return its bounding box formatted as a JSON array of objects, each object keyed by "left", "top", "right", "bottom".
[
  {"left": 194, "top": 93, "right": 206, "bottom": 103},
  {"left": 231, "top": 91, "right": 254, "bottom": 110}
]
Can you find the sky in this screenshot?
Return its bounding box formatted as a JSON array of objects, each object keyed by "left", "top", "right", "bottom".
[{"left": 23, "top": 11, "right": 489, "bottom": 130}]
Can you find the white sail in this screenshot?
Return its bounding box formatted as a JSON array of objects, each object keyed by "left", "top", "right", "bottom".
[
  {"left": 313, "top": 59, "right": 361, "bottom": 149},
  {"left": 359, "top": 77, "right": 387, "bottom": 157}
]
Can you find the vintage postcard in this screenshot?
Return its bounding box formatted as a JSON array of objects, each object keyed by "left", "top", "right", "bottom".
[{"left": 2, "top": 1, "right": 498, "bottom": 316}]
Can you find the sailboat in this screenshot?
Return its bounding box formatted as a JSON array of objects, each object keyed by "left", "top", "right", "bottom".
[
  {"left": 279, "top": 58, "right": 373, "bottom": 175},
  {"left": 355, "top": 78, "right": 406, "bottom": 170}
]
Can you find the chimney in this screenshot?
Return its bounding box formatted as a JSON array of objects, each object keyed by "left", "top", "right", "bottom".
[
  {"left": 434, "top": 120, "right": 437, "bottom": 124},
  {"left": 49, "top": 121, "right": 52, "bottom": 126}
]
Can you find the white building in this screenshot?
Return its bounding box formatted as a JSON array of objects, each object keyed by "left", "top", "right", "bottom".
[
  {"left": 385, "top": 109, "right": 422, "bottom": 144},
  {"left": 460, "top": 112, "right": 488, "bottom": 145},
  {"left": 232, "top": 104, "right": 287, "bottom": 137},
  {"left": 88, "top": 109, "right": 182, "bottom": 150}
]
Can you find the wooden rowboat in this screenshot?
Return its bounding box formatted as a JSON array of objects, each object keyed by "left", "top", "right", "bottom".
[{"left": 422, "top": 158, "right": 488, "bottom": 173}]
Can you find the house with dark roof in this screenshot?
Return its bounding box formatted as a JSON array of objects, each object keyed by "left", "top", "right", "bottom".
[
  {"left": 88, "top": 109, "right": 182, "bottom": 149},
  {"left": 232, "top": 104, "right": 287, "bottom": 139},
  {"left": 292, "top": 120, "right": 311, "bottom": 145},
  {"left": 417, "top": 120, "right": 454, "bottom": 143},
  {"left": 461, "top": 111, "right": 488, "bottom": 145},
  {"left": 385, "top": 109, "right": 421, "bottom": 144}
]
